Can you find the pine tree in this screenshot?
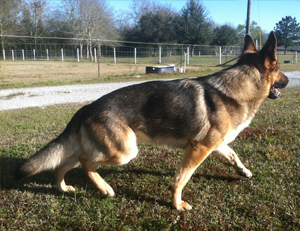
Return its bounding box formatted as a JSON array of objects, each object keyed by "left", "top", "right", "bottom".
[
  {"left": 274, "top": 16, "right": 300, "bottom": 54},
  {"left": 212, "top": 25, "right": 238, "bottom": 46},
  {"left": 177, "top": 0, "right": 212, "bottom": 45}
]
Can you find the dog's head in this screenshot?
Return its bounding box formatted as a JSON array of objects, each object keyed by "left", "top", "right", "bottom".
[{"left": 242, "top": 31, "right": 289, "bottom": 99}]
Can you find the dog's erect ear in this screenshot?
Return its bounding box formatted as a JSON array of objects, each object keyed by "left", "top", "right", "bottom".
[
  {"left": 261, "top": 31, "right": 277, "bottom": 69},
  {"left": 243, "top": 35, "right": 257, "bottom": 53}
]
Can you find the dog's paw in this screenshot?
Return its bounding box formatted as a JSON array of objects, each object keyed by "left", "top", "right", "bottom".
[
  {"left": 233, "top": 164, "right": 253, "bottom": 178},
  {"left": 174, "top": 201, "right": 192, "bottom": 211},
  {"left": 58, "top": 185, "right": 76, "bottom": 192},
  {"left": 236, "top": 168, "right": 252, "bottom": 178},
  {"left": 243, "top": 168, "right": 253, "bottom": 178},
  {"left": 101, "top": 185, "right": 115, "bottom": 197}
]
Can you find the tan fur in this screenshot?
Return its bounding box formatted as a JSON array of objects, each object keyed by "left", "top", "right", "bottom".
[{"left": 16, "top": 32, "right": 288, "bottom": 211}]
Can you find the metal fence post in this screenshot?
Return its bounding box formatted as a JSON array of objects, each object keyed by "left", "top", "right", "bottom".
[
  {"left": 295, "top": 51, "right": 298, "bottom": 63},
  {"left": 46, "top": 49, "right": 49, "bottom": 61},
  {"left": 94, "top": 48, "right": 97, "bottom": 63},
  {"left": 2, "top": 49, "right": 5, "bottom": 60},
  {"left": 12, "top": 50, "right": 14, "bottom": 60},
  {"left": 219, "top": 47, "right": 222, "bottom": 65},
  {"left": 187, "top": 47, "right": 189, "bottom": 65},
  {"left": 22, "top": 49, "right": 25, "bottom": 60},
  {"left": 134, "top": 48, "right": 137, "bottom": 64},
  {"left": 77, "top": 48, "right": 79, "bottom": 62},
  {"left": 61, "top": 48, "right": 64, "bottom": 61},
  {"left": 33, "top": 49, "right": 36, "bottom": 60},
  {"left": 184, "top": 53, "right": 187, "bottom": 73},
  {"left": 159, "top": 47, "right": 161, "bottom": 64},
  {"left": 114, "top": 48, "right": 116, "bottom": 63}
]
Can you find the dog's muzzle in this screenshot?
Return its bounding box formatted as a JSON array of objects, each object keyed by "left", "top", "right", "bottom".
[{"left": 268, "top": 73, "right": 289, "bottom": 99}]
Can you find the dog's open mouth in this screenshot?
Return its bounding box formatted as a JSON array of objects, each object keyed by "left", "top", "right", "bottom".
[
  {"left": 268, "top": 72, "right": 289, "bottom": 99},
  {"left": 269, "top": 86, "right": 281, "bottom": 99}
]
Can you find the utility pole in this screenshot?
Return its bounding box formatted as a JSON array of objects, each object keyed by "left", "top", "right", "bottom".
[{"left": 246, "top": 0, "right": 251, "bottom": 35}]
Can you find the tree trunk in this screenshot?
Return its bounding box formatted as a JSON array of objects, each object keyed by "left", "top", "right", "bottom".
[
  {"left": 80, "top": 43, "right": 83, "bottom": 59},
  {"left": 191, "top": 46, "right": 195, "bottom": 57},
  {"left": 97, "top": 43, "right": 101, "bottom": 57},
  {"left": 1, "top": 39, "right": 4, "bottom": 51},
  {"left": 153, "top": 47, "right": 156, "bottom": 57},
  {"left": 86, "top": 42, "right": 89, "bottom": 59},
  {"left": 89, "top": 40, "right": 93, "bottom": 61}
]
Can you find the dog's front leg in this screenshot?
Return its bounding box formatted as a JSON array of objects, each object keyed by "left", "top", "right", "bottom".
[
  {"left": 170, "top": 141, "right": 213, "bottom": 211},
  {"left": 214, "top": 144, "right": 252, "bottom": 178}
]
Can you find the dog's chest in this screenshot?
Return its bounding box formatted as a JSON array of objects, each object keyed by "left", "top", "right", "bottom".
[{"left": 222, "top": 119, "right": 252, "bottom": 145}]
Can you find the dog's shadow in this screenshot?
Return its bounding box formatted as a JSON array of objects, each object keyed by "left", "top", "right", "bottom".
[
  {"left": 1, "top": 157, "right": 241, "bottom": 208},
  {"left": 195, "top": 172, "right": 241, "bottom": 183}
]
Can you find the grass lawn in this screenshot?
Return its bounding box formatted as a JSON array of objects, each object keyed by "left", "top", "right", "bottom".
[{"left": 0, "top": 85, "right": 299, "bottom": 230}]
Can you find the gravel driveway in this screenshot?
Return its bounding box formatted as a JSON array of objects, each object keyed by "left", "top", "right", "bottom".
[{"left": 1, "top": 71, "right": 299, "bottom": 111}]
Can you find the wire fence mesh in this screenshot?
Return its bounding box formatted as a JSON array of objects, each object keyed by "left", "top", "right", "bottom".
[
  {"left": 0, "top": 39, "right": 243, "bottom": 65},
  {"left": 0, "top": 37, "right": 297, "bottom": 81}
]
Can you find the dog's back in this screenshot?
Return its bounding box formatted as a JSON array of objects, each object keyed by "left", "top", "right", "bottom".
[{"left": 15, "top": 31, "right": 288, "bottom": 211}]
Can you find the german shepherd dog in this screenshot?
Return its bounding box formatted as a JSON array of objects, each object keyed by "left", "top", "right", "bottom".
[{"left": 15, "top": 32, "right": 288, "bottom": 211}]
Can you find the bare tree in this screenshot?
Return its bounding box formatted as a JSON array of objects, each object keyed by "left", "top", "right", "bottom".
[
  {"left": 62, "top": 0, "right": 84, "bottom": 57},
  {"left": 115, "top": 9, "right": 131, "bottom": 32},
  {"left": 62, "top": 0, "right": 118, "bottom": 60},
  {"left": 22, "top": 0, "right": 47, "bottom": 48},
  {"left": 0, "top": 0, "right": 23, "bottom": 50}
]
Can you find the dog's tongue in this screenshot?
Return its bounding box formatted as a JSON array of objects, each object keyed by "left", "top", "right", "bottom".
[{"left": 272, "top": 87, "right": 281, "bottom": 98}]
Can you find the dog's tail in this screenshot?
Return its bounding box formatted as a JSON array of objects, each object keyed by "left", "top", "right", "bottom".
[{"left": 15, "top": 110, "right": 82, "bottom": 181}]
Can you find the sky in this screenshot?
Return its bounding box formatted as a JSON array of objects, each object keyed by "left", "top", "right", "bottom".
[{"left": 106, "top": 0, "right": 300, "bottom": 32}]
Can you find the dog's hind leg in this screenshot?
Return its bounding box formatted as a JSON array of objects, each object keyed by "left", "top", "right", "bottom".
[
  {"left": 79, "top": 127, "right": 138, "bottom": 197},
  {"left": 170, "top": 140, "right": 214, "bottom": 211},
  {"left": 55, "top": 149, "right": 82, "bottom": 192},
  {"left": 78, "top": 153, "right": 116, "bottom": 197},
  {"left": 214, "top": 144, "right": 252, "bottom": 178}
]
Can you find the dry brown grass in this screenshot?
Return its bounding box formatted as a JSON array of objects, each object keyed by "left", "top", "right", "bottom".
[
  {"left": 0, "top": 61, "right": 147, "bottom": 81},
  {"left": 0, "top": 55, "right": 299, "bottom": 89},
  {"left": 0, "top": 59, "right": 220, "bottom": 89}
]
